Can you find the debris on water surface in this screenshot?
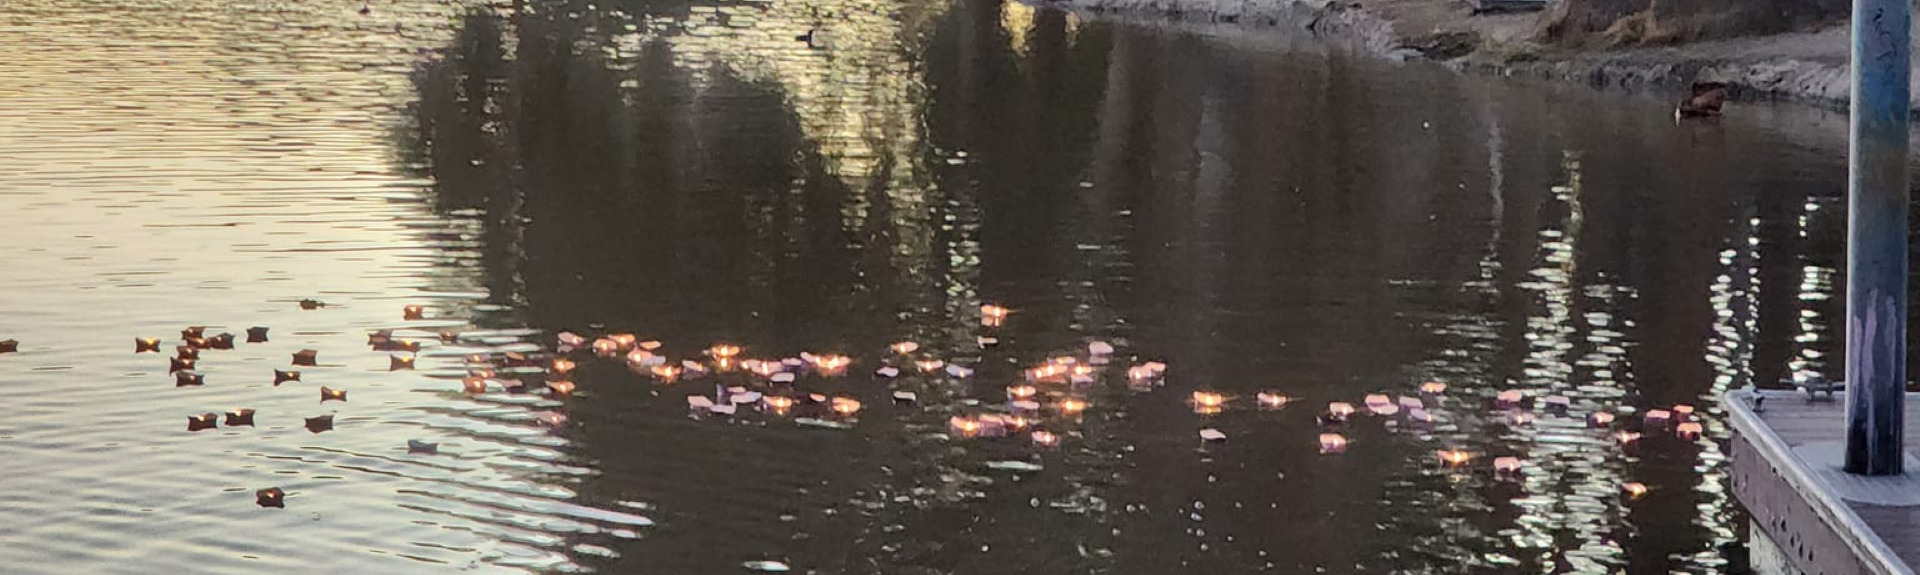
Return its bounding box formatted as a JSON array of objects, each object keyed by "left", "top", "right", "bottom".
[
  {"left": 986, "top": 460, "right": 1044, "bottom": 472},
  {"left": 407, "top": 440, "right": 438, "bottom": 454},
  {"left": 743, "top": 560, "right": 791, "bottom": 572}
]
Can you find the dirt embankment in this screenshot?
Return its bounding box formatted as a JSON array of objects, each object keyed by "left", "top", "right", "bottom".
[{"left": 1040, "top": 0, "right": 1909, "bottom": 111}]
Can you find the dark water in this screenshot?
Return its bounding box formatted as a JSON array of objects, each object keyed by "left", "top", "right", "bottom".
[{"left": 0, "top": 0, "right": 1869, "bottom": 573}]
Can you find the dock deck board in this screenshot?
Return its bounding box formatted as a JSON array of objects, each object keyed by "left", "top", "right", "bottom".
[{"left": 1740, "top": 393, "right": 1920, "bottom": 571}]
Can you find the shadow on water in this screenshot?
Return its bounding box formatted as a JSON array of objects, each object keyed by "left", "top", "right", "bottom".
[{"left": 401, "top": 0, "right": 1868, "bottom": 572}]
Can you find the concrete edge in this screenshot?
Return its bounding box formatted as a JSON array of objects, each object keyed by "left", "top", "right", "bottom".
[{"left": 1725, "top": 389, "right": 1917, "bottom": 575}]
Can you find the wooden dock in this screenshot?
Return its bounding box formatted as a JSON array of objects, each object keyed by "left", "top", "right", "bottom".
[{"left": 1727, "top": 390, "right": 1920, "bottom": 575}]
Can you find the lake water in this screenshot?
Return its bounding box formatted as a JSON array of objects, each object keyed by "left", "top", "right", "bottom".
[{"left": 0, "top": 0, "right": 1866, "bottom": 573}]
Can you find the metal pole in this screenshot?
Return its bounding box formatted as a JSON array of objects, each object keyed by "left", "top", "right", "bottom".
[{"left": 1845, "top": 0, "right": 1911, "bottom": 476}]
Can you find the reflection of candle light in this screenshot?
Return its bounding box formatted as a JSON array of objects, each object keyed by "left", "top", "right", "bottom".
[
  {"left": 320, "top": 387, "right": 346, "bottom": 402},
  {"left": 1675, "top": 422, "right": 1704, "bottom": 440},
  {"left": 1436, "top": 450, "right": 1472, "bottom": 466},
  {"left": 1420, "top": 381, "right": 1447, "bottom": 395},
  {"left": 1623, "top": 482, "right": 1649, "bottom": 498},
  {"left": 707, "top": 344, "right": 742, "bottom": 359},
  {"left": 1056, "top": 398, "right": 1089, "bottom": 415},
  {"left": 551, "top": 359, "right": 576, "bottom": 375},
  {"left": 890, "top": 341, "right": 920, "bottom": 355},
  {"left": 1589, "top": 411, "right": 1615, "bottom": 427},
  {"left": 830, "top": 397, "right": 863, "bottom": 417},
  {"left": 1031, "top": 431, "right": 1059, "bottom": 447},
  {"left": 764, "top": 396, "right": 795, "bottom": 414},
  {"left": 1008, "top": 385, "right": 1038, "bottom": 400},
  {"left": 1319, "top": 433, "right": 1347, "bottom": 454}
]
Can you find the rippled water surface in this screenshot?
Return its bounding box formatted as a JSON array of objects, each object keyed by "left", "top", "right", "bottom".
[{"left": 0, "top": 0, "right": 1870, "bottom": 573}]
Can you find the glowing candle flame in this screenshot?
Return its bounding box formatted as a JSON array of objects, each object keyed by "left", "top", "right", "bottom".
[
  {"left": 402, "top": 305, "right": 425, "bottom": 320},
  {"left": 980, "top": 304, "right": 1011, "bottom": 327},
  {"left": 707, "top": 344, "right": 742, "bottom": 359},
  {"left": 1192, "top": 391, "right": 1226, "bottom": 408},
  {"left": 548, "top": 381, "right": 576, "bottom": 395},
  {"left": 537, "top": 411, "right": 568, "bottom": 427},
  {"left": 749, "top": 361, "right": 783, "bottom": 378},
  {"left": 890, "top": 341, "right": 920, "bottom": 355},
  {"left": 1008, "top": 385, "right": 1038, "bottom": 400},
  {"left": 1614, "top": 431, "right": 1642, "bottom": 445},
  {"left": 609, "top": 334, "right": 637, "bottom": 348},
  {"left": 1419, "top": 381, "right": 1447, "bottom": 394},
  {"left": 1031, "top": 431, "right": 1060, "bottom": 447},
  {"left": 810, "top": 355, "right": 852, "bottom": 375},
  {"left": 1056, "top": 398, "right": 1089, "bottom": 415},
  {"left": 1257, "top": 392, "right": 1289, "bottom": 409},
  {"left": 557, "top": 332, "right": 586, "bottom": 347},
  {"left": 949, "top": 416, "right": 983, "bottom": 437},
  {"left": 136, "top": 338, "right": 161, "bottom": 353},
  {"left": 1326, "top": 402, "right": 1355, "bottom": 421},
  {"left": 915, "top": 359, "right": 945, "bottom": 373},
  {"left": 462, "top": 377, "right": 488, "bottom": 394},
  {"left": 1436, "top": 450, "right": 1472, "bottom": 466},
  {"left": 551, "top": 359, "right": 576, "bottom": 375},
  {"left": 1319, "top": 433, "right": 1348, "bottom": 454},
  {"left": 1589, "top": 411, "right": 1616, "bottom": 427},
  {"left": 763, "top": 396, "right": 796, "bottom": 414},
  {"left": 592, "top": 339, "right": 621, "bottom": 357},
  {"left": 390, "top": 355, "right": 415, "bottom": 371},
  {"left": 1623, "top": 482, "right": 1649, "bottom": 498},
  {"left": 830, "top": 397, "right": 863, "bottom": 417},
  {"left": 320, "top": 387, "right": 346, "bottom": 402},
  {"left": 650, "top": 365, "right": 682, "bottom": 382}
]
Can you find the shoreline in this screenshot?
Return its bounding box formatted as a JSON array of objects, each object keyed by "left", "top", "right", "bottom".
[{"left": 1037, "top": 0, "right": 1875, "bottom": 112}]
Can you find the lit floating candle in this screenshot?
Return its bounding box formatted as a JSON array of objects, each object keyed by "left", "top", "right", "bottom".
[
  {"left": 1030, "top": 365, "right": 1067, "bottom": 384},
  {"left": 1589, "top": 411, "right": 1615, "bottom": 427},
  {"left": 812, "top": 355, "right": 852, "bottom": 376},
  {"left": 875, "top": 366, "right": 901, "bottom": 379},
  {"left": 945, "top": 364, "right": 975, "bottom": 379},
  {"left": 305, "top": 414, "right": 334, "bottom": 433},
  {"left": 407, "top": 440, "right": 438, "bottom": 454},
  {"left": 1672, "top": 404, "right": 1696, "bottom": 421},
  {"left": 1325, "top": 402, "right": 1355, "bottom": 423},
  {"left": 1127, "top": 365, "right": 1159, "bottom": 386},
  {"left": 320, "top": 387, "right": 346, "bottom": 402},
  {"left": 889, "top": 341, "right": 920, "bottom": 355},
  {"left": 187, "top": 412, "right": 219, "bottom": 432},
  {"left": 438, "top": 330, "right": 460, "bottom": 344},
  {"left": 182, "top": 326, "right": 206, "bottom": 340},
  {"left": 770, "top": 372, "right": 797, "bottom": 384},
  {"left": 915, "top": 359, "right": 945, "bottom": 373},
  {"left": 1675, "top": 422, "right": 1704, "bottom": 440},
  {"left": 299, "top": 298, "right": 324, "bottom": 310},
  {"left": 548, "top": 380, "right": 576, "bottom": 395},
  {"left": 292, "top": 349, "right": 318, "bottom": 367},
  {"left": 1507, "top": 411, "right": 1535, "bottom": 427},
  {"left": 274, "top": 370, "right": 300, "bottom": 386},
  {"left": 391, "top": 340, "right": 423, "bottom": 353},
  {"left": 246, "top": 327, "right": 269, "bottom": 343},
  {"left": 1496, "top": 390, "right": 1525, "bottom": 407},
  {"left": 707, "top": 344, "right": 743, "bottom": 359},
  {"left": 184, "top": 336, "right": 208, "bottom": 350},
  {"left": 980, "top": 304, "right": 1011, "bottom": 327},
  {"left": 1008, "top": 385, "right": 1039, "bottom": 400},
  {"left": 763, "top": 395, "right": 796, "bottom": 414},
  {"left": 1088, "top": 341, "right": 1115, "bottom": 356},
  {"left": 681, "top": 360, "right": 709, "bottom": 377},
  {"left": 176, "top": 346, "right": 199, "bottom": 360},
  {"left": 1623, "top": 482, "right": 1649, "bottom": 498},
  {"left": 557, "top": 331, "right": 587, "bottom": 348},
  {"left": 536, "top": 411, "right": 568, "bottom": 427},
  {"left": 1420, "top": 381, "right": 1447, "bottom": 395},
  {"left": 1436, "top": 450, "right": 1472, "bottom": 466},
  {"left": 609, "top": 334, "right": 638, "bottom": 349},
  {"left": 550, "top": 358, "right": 576, "bottom": 375},
  {"left": 1192, "top": 391, "right": 1227, "bottom": 412},
  {"left": 1056, "top": 398, "right": 1089, "bottom": 415},
  {"left": 207, "top": 333, "right": 236, "bottom": 350},
  {"left": 176, "top": 371, "right": 205, "bottom": 387},
  {"left": 403, "top": 305, "right": 426, "bottom": 320},
  {"left": 950, "top": 416, "right": 983, "bottom": 437},
  {"left": 461, "top": 377, "right": 488, "bottom": 394},
  {"left": 1031, "top": 430, "right": 1060, "bottom": 447},
  {"left": 469, "top": 367, "right": 496, "bottom": 379},
  {"left": 1493, "top": 457, "right": 1523, "bottom": 475},
  {"left": 1614, "top": 431, "right": 1642, "bottom": 445},
  {"left": 390, "top": 355, "right": 415, "bottom": 371},
  {"left": 256, "top": 487, "right": 286, "bottom": 508},
  {"left": 136, "top": 338, "right": 161, "bottom": 353},
  {"left": 650, "top": 365, "right": 682, "bottom": 382},
  {"left": 830, "top": 397, "right": 863, "bottom": 417},
  {"left": 1643, "top": 409, "right": 1673, "bottom": 426},
  {"left": 1365, "top": 394, "right": 1398, "bottom": 416},
  {"left": 892, "top": 391, "right": 918, "bottom": 403},
  {"left": 170, "top": 356, "right": 196, "bottom": 374},
  {"left": 592, "top": 338, "right": 621, "bottom": 357},
  {"left": 1319, "top": 433, "right": 1348, "bottom": 454},
  {"left": 368, "top": 330, "right": 393, "bottom": 346},
  {"left": 1000, "top": 415, "right": 1032, "bottom": 431},
  {"left": 638, "top": 340, "right": 663, "bottom": 351},
  {"left": 1069, "top": 365, "right": 1097, "bottom": 385},
  {"left": 225, "top": 408, "right": 255, "bottom": 427}
]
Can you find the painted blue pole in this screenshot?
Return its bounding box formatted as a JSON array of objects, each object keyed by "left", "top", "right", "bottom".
[{"left": 1845, "top": 0, "right": 1911, "bottom": 476}]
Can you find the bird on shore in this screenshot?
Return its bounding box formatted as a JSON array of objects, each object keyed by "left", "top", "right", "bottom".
[{"left": 1676, "top": 82, "right": 1729, "bottom": 119}]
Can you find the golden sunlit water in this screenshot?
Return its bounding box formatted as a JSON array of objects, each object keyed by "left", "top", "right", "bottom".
[{"left": 0, "top": 0, "right": 1864, "bottom": 573}]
